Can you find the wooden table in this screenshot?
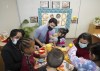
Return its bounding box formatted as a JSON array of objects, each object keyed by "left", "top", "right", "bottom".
[{"left": 92, "top": 35, "right": 100, "bottom": 43}]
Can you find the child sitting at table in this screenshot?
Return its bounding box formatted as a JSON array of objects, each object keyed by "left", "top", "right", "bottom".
[
  {"left": 49, "top": 28, "right": 69, "bottom": 47},
  {"left": 38, "top": 48, "right": 76, "bottom": 71},
  {"left": 68, "top": 42, "right": 100, "bottom": 71},
  {"left": 38, "top": 48, "right": 64, "bottom": 71},
  {"left": 19, "top": 38, "right": 46, "bottom": 71},
  {"left": 56, "top": 28, "right": 69, "bottom": 47}
]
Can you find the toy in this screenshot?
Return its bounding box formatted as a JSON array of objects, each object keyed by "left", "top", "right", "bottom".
[
  {"left": 68, "top": 43, "right": 73, "bottom": 48},
  {"left": 39, "top": 47, "right": 45, "bottom": 54},
  {"left": 45, "top": 43, "right": 53, "bottom": 52}
]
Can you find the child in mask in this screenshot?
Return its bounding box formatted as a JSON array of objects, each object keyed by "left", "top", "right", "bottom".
[
  {"left": 68, "top": 42, "right": 100, "bottom": 71},
  {"left": 73, "top": 33, "right": 92, "bottom": 59},
  {"left": 19, "top": 38, "right": 46, "bottom": 71}
]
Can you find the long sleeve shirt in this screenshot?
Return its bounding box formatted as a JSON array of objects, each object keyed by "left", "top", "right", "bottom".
[
  {"left": 34, "top": 24, "right": 55, "bottom": 43},
  {"left": 1, "top": 41, "right": 22, "bottom": 71},
  {"left": 68, "top": 45, "right": 100, "bottom": 71},
  {"left": 20, "top": 52, "right": 40, "bottom": 71}
]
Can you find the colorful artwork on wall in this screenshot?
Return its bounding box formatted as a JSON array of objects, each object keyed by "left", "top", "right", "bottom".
[
  {"left": 38, "top": 8, "right": 72, "bottom": 29},
  {"left": 40, "top": 1, "right": 49, "bottom": 8},
  {"left": 62, "top": 1, "right": 70, "bottom": 8},
  {"left": 52, "top": 1, "right": 60, "bottom": 8},
  {"left": 30, "top": 16, "right": 38, "bottom": 23}
]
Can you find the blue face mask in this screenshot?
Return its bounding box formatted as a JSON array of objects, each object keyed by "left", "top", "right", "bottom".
[{"left": 78, "top": 42, "right": 88, "bottom": 48}]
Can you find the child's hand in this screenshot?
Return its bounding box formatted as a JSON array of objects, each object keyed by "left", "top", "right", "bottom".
[
  {"left": 67, "top": 43, "right": 77, "bottom": 53},
  {"left": 66, "top": 43, "right": 74, "bottom": 52},
  {"left": 34, "top": 63, "right": 40, "bottom": 69}
]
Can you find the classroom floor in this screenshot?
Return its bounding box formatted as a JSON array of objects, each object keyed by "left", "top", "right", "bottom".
[{"left": 0, "top": 38, "right": 75, "bottom": 71}]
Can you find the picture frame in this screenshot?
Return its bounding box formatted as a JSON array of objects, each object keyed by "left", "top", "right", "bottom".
[
  {"left": 52, "top": 1, "right": 60, "bottom": 8},
  {"left": 30, "top": 16, "right": 38, "bottom": 23},
  {"left": 62, "top": 1, "right": 70, "bottom": 8},
  {"left": 40, "top": 1, "right": 49, "bottom": 8}
]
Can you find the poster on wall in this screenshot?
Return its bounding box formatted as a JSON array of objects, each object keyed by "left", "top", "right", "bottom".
[
  {"left": 52, "top": 1, "right": 60, "bottom": 8},
  {"left": 40, "top": 1, "right": 49, "bottom": 8},
  {"left": 71, "top": 16, "right": 78, "bottom": 24},
  {"left": 62, "top": 1, "right": 70, "bottom": 8},
  {"left": 30, "top": 16, "right": 38, "bottom": 23},
  {"left": 41, "top": 13, "right": 67, "bottom": 26}
]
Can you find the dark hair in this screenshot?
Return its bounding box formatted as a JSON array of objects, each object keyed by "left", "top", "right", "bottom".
[
  {"left": 58, "top": 28, "right": 69, "bottom": 37},
  {"left": 19, "top": 29, "right": 25, "bottom": 37},
  {"left": 48, "top": 18, "right": 57, "bottom": 26},
  {"left": 9, "top": 29, "right": 20, "bottom": 38},
  {"left": 57, "top": 28, "right": 69, "bottom": 43},
  {"left": 47, "top": 48, "right": 64, "bottom": 68},
  {"left": 90, "top": 42, "right": 100, "bottom": 61},
  {"left": 19, "top": 38, "right": 32, "bottom": 52},
  {"left": 75, "top": 33, "right": 92, "bottom": 48}
]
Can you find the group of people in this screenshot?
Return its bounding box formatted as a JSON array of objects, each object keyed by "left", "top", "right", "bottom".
[{"left": 1, "top": 18, "right": 100, "bottom": 71}]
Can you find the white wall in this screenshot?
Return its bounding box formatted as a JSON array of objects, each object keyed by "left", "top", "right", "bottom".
[
  {"left": 0, "top": 0, "right": 20, "bottom": 34},
  {"left": 76, "top": 0, "right": 100, "bottom": 37},
  {"left": 17, "top": 0, "right": 41, "bottom": 23},
  {"left": 1, "top": 0, "right": 100, "bottom": 37}
]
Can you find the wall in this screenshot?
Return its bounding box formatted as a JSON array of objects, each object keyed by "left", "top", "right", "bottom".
[
  {"left": 0, "top": 0, "right": 20, "bottom": 34},
  {"left": 76, "top": 0, "right": 100, "bottom": 37},
  {"left": 17, "top": 0, "right": 80, "bottom": 38},
  {"left": 17, "top": 0, "right": 100, "bottom": 38}
]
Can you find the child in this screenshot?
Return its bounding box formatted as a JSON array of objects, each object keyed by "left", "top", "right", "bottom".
[
  {"left": 19, "top": 38, "right": 46, "bottom": 71},
  {"left": 38, "top": 48, "right": 76, "bottom": 71},
  {"left": 49, "top": 28, "right": 69, "bottom": 47},
  {"left": 56, "top": 28, "right": 69, "bottom": 47},
  {"left": 68, "top": 42, "right": 100, "bottom": 71},
  {"left": 38, "top": 48, "right": 64, "bottom": 71}
]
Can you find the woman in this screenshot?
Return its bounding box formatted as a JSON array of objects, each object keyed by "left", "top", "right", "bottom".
[
  {"left": 73, "top": 33, "right": 92, "bottom": 59},
  {"left": 68, "top": 42, "right": 100, "bottom": 71},
  {"left": 1, "top": 29, "right": 23, "bottom": 71}
]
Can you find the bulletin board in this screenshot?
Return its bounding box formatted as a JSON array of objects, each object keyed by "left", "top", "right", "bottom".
[{"left": 38, "top": 8, "right": 72, "bottom": 29}]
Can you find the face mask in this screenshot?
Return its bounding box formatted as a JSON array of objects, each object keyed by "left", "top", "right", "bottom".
[
  {"left": 12, "top": 39, "right": 19, "bottom": 45},
  {"left": 48, "top": 26, "right": 53, "bottom": 31},
  {"left": 78, "top": 42, "right": 88, "bottom": 48}
]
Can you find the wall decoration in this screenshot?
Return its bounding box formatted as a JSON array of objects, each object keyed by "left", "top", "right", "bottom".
[
  {"left": 40, "top": 1, "right": 49, "bottom": 8},
  {"left": 71, "top": 16, "right": 78, "bottom": 24},
  {"left": 56, "top": 14, "right": 61, "bottom": 19},
  {"left": 50, "top": 14, "right": 54, "bottom": 18},
  {"left": 42, "top": 13, "right": 49, "bottom": 21},
  {"left": 62, "top": 1, "right": 70, "bottom": 8},
  {"left": 52, "top": 1, "right": 60, "bottom": 8},
  {"left": 41, "top": 13, "right": 68, "bottom": 26},
  {"left": 38, "top": 8, "right": 72, "bottom": 29},
  {"left": 30, "top": 16, "right": 38, "bottom": 23}
]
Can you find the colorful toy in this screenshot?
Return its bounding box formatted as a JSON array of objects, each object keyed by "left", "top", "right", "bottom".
[
  {"left": 39, "top": 47, "right": 45, "bottom": 54},
  {"left": 68, "top": 43, "right": 73, "bottom": 48},
  {"left": 45, "top": 43, "right": 53, "bottom": 52}
]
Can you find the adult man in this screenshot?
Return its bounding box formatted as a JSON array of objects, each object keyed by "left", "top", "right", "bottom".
[{"left": 33, "top": 18, "right": 57, "bottom": 47}]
